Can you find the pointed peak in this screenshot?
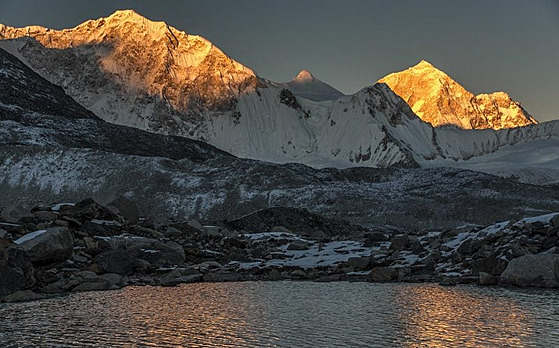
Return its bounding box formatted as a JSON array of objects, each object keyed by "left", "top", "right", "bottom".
[
  {"left": 109, "top": 9, "right": 143, "bottom": 18},
  {"left": 106, "top": 9, "right": 154, "bottom": 24},
  {"left": 294, "top": 70, "right": 315, "bottom": 82},
  {"left": 413, "top": 60, "right": 436, "bottom": 69}
]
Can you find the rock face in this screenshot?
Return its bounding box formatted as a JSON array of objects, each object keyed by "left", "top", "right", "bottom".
[
  {"left": 15, "top": 227, "right": 73, "bottom": 264},
  {"left": 500, "top": 254, "right": 559, "bottom": 288},
  {"left": 378, "top": 60, "right": 537, "bottom": 130},
  {"left": 0, "top": 241, "right": 35, "bottom": 297}
]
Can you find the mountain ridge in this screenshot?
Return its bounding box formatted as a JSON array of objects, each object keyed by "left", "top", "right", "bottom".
[
  {"left": 378, "top": 60, "right": 538, "bottom": 130},
  {"left": 0, "top": 10, "right": 557, "bottom": 181}
]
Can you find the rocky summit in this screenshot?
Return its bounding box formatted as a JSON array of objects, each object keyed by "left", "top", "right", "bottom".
[{"left": 378, "top": 60, "right": 538, "bottom": 130}]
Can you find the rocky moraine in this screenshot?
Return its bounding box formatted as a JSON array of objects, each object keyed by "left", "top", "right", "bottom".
[{"left": 2, "top": 196, "right": 559, "bottom": 302}]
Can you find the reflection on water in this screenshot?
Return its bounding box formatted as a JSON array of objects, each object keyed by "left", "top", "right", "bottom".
[
  {"left": 1, "top": 282, "right": 559, "bottom": 347},
  {"left": 392, "top": 285, "right": 536, "bottom": 347}
]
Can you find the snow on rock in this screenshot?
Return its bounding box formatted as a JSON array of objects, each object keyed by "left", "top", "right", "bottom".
[
  {"left": 14, "top": 230, "right": 47, "bottom": 244},
  {"left": 233, "top": 232, "right": 371, "bottom": 269}
]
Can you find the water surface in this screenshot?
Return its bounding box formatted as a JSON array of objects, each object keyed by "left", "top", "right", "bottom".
[{"left": 1, "top": 282, "right": 559, "bottom": 347}]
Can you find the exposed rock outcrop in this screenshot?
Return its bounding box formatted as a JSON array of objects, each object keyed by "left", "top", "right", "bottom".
[{"left": 379, "top": 60, "right": 537, "bottom": 130}]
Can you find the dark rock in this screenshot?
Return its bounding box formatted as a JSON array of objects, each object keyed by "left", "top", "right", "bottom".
[
  {"left": 457, "top": 238, "right": 481, "bottom": 256},
  {"left": 439, "top": 277, "right": 458, "bottom": 286},
  {"left": 287, "top": 240, "right": 310, "bottom": 251},
  {"left": 368, "top": 267, "right": 397, "bottom": 282},
  {"left": 94, "top": 249, "right": 136, "bottom": 276},
  {"left": 165, "top": 227, "right": 184, "bottom": 239},
  {"left": 479, "top": 272, "right": 499, "bottom": 285},
  {"left": 33, "top": 211, "right": 59, "bottom": 222},
  {"left": 500, "top": 254, "right": 559, "bottom": 288},
  {"left": 389, "top": 234, "right": 408, "bottom": 251},
  {"left": 472, "top": 256, "right": 508, "bottom": 276},
  {"left": 223, "top": 207, "right": 366, "bottom": 238},
  {"left": 60, "top": 198, "right": 122, "bottom": 224},
  {"left": 347, "top": 256, "right": 371, "bottom": 270},
  {"left": 0, "top": 242, "right": 35, "bottom": 298},
  {"left": 267, "top": 269, "right": 282, "bottom": 280},
  {"left": 224, "top": 237, "right": 246, "bottom": 249},
  {"left": 0, "top": 205, "right": 34, "bottom": 224},
  {"left": 161, "top": 268, "right": 203, "bottom": 286},
  {"left": 2, "top": 290, "right": 45, "bottom": 303},
  {"left": 203, "top": 271, "right": 244, "bottom": 282},
  {"left": 16, "top": 227, "right": 73, "bottom": 264},
  {"left": 290, "top": 269, "right": 310, "bottom": 279}
]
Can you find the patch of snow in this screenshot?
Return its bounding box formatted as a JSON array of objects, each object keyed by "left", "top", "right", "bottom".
[
  {"left": 51, "top": 202, "right": 75, "bottom": 211},
  {"left": 14, "top": 229, "right": 47, "bottom": 244}
]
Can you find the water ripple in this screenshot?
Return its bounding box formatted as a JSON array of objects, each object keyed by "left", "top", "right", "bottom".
[{"left": 1, "top": 282, "right": 559, "bottom": 347}]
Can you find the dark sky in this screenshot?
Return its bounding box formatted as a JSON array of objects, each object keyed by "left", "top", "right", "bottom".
[{"left": 1, "top": 0, "right": 558, "bottom": 121}]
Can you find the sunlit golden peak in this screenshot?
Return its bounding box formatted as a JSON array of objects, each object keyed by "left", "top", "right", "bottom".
[
  {"left": 415, "top": 59, "right": 435, "bottom": 68},
  {"left": 108, "top": 9, "right": 144, "bottom": 19},
  {"left": 294, "top": 69, "right": 315, "bottom": 82}
]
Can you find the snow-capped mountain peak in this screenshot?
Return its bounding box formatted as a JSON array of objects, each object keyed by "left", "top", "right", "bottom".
[
  {"left": 0, "top": 9, "right": 260, "bottom": 134},
  {"left": 274, "top": 70, "right": 344, "bottom": 102},
  {"left": 293, "top": 69, "right": 315, "bottom": 83},
  {"left": 378, "top": 60, "right": 537, "bottom": 130}
]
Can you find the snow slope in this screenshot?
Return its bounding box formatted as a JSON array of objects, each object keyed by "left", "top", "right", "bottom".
[
  {"left": 1, "top": 10, "right": 558, "bottom": 180},
  {"left": 273, "top": 70, "right": 344, "bottom": 102}
]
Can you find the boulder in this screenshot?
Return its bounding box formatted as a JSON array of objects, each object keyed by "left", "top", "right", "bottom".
[
  {"left": 33, "top": 211, "right": 59, "bottom": 222},
  {"left": 2, "top": 290, "right": 45, "bottom": 303},
  {"left": 368, "top": 267, "right": 397, "bottom": 282},
  {"left": 500, "top": 254, "right": 559, "bottom": 288},
  {"left": 287, "top": 240, "right": 310, "bottom": 250},
  {"left": 347, "top": 256, "right": 371, "bottom": 270},
  {"left": 94, "top": 249, "right": 136, "bottom": 276},
  {"left": 161, "top": 268, "right": 203, "bottom": 286},
  {"left": 15, "top": 227, "right": 73, "bottom": 264},
  {"left": 165, "top": 227, "right": 184, "bottom": 239},
  {"left": 472, "top": 256, "right": 508, "bottom": 276},
  {"left": 389, "top": 234, "right": 408, "bottom": 251},
  {"left": 439, "top": 277, "right": 458, "bottom": 286},
  {"left": 59, "top": 198, "right": 121, "bottom": 223},
  {"left": 1, "top": 205, "right": 34, "bottom": 224},
  {"left": 479, "top": 272, "right": 499, "bottom": 285},
  {"left": 0, "top": 242, "right": 35, "bottom": 298},
  {"left": 290, "top": 269, "right": 310, "bottom": 279}
]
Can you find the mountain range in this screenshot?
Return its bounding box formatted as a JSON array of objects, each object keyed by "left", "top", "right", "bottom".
[
  {"left": 0, "top": 10, "right": 557, "bottom": 179},
  {"left": 0, "top": 10, "right": 559, "bottom": 228}
]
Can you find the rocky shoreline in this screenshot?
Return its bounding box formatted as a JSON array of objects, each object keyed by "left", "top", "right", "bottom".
[{"left": 2, "top": 197, "right": 559, "bottom": 303}]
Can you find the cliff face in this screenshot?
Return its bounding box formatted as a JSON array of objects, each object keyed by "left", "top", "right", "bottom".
[{"left": 379, "top": 60, "right": 537, "bottom": 130}]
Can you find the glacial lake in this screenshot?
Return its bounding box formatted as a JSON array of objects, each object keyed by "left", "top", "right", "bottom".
[{"left": 1, "top": 282, "right": 559, "bottom": 347}]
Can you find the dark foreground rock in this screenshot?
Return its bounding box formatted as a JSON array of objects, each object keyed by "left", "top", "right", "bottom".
[
  {"left": 1, "top": 197, "right": 559, "bottom": 302},
  {"left": 15, "top": 227, "right": 73, "bottom": 264},
  {"left": 500, "top": 254, "right": 559, "bottom": 288}
]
